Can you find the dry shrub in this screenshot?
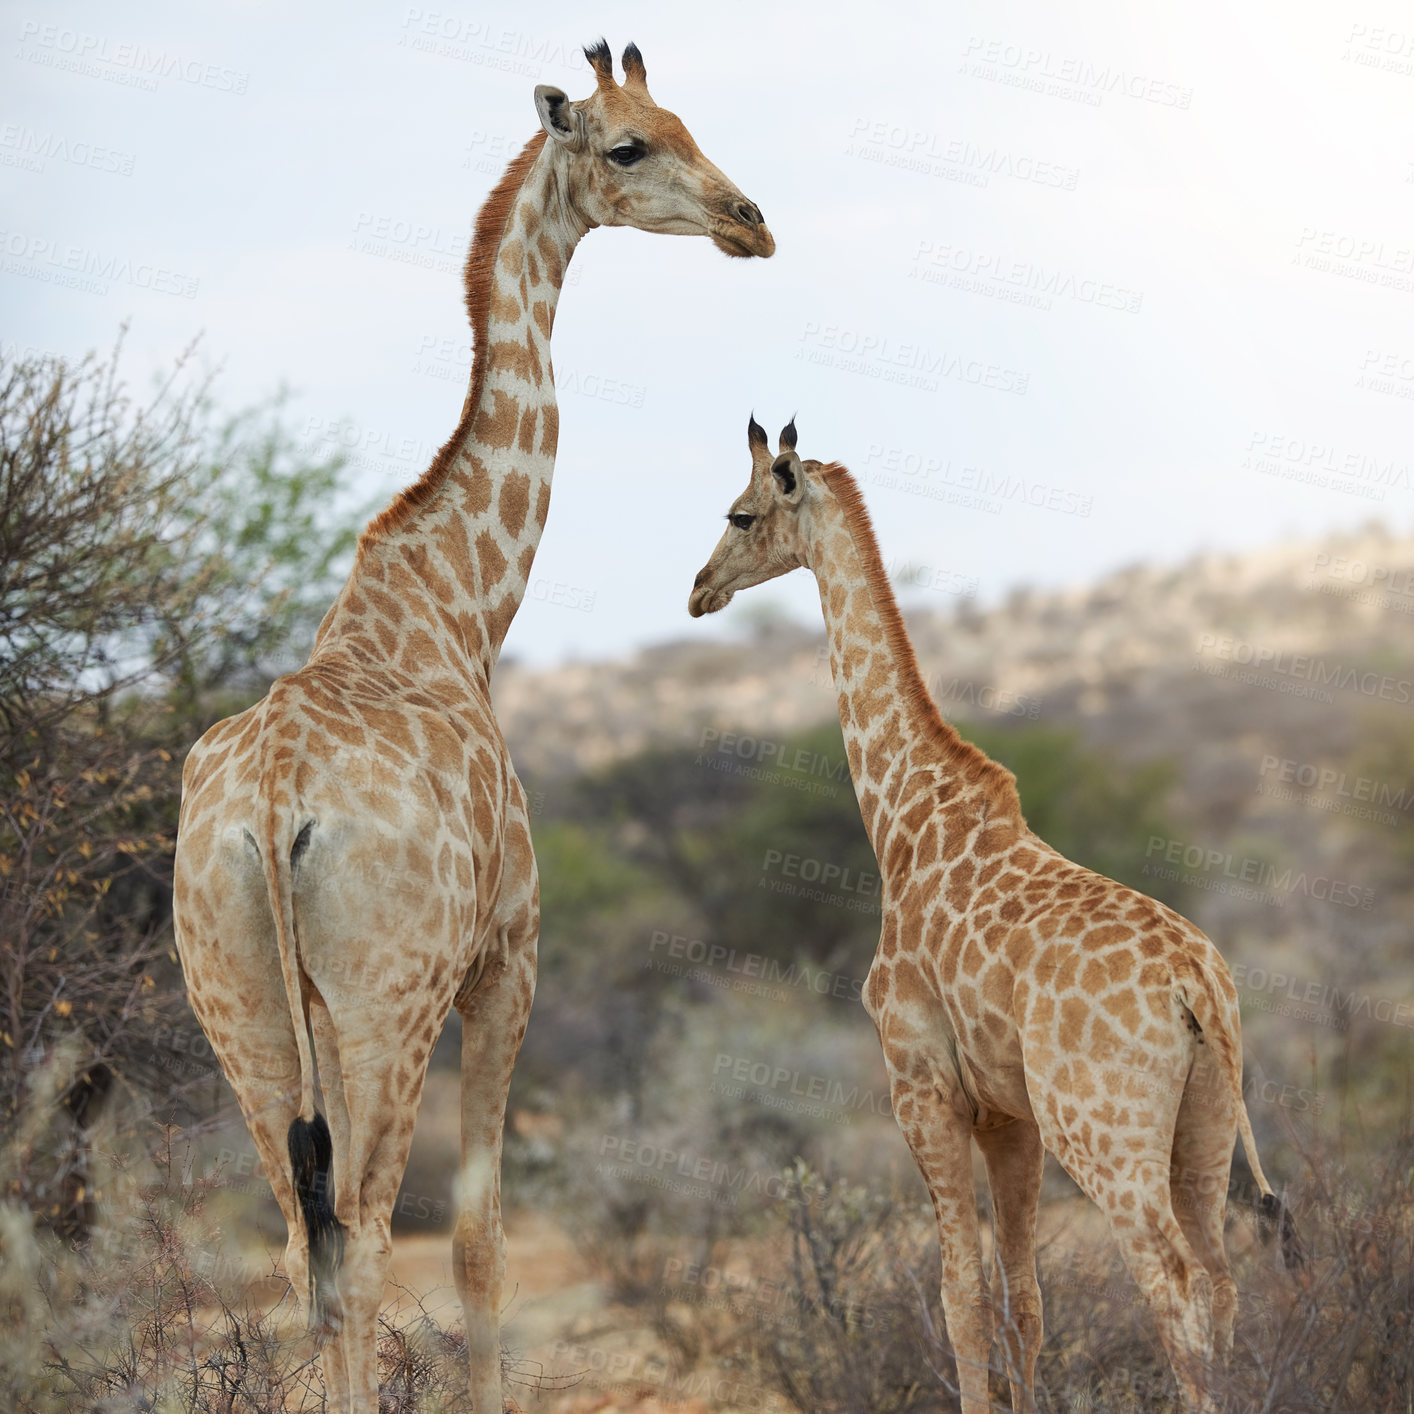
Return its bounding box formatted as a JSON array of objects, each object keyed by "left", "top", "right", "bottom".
[
  {"left": 0, "top": 338, "right": 359, "bottom": 1239},
  {"left": 0, "top": 1048, "right": 547, "bottom": 1412},
  {"left": 0, "top": 1048, "right": 313, "bottom": 1412},
  {"left": 642, "top": 1131, "right": 1413, "bottom": 1413},
  {"left": 1034, "top": 1131, "right": 1414, "bottom": 1412},
  {"left": 715, "top": 1163, "right": 943, "bottom": 1414}
]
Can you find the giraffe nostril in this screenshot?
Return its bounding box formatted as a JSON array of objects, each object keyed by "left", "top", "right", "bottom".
[
  {"left": 693, "top": 567, "right": 709, "bottom": 589},
  {"left": 732, "top": 200, "right": 763, "bottom": 229}
]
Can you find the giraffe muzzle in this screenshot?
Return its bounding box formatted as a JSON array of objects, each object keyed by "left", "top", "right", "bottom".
[
  {"left": 710, "top": 199, "right": 774, "bottom": 258},
  {"left": 688, "top": 578, "right": 733, "bottom": 617}
]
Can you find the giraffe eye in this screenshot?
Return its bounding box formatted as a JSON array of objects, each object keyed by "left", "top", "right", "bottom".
[
  {"left": 730, "top": 513, "right": 755, "bottom": 531},
  {"left": 607, "top": 143, "right": 645, "bottom": 167}
]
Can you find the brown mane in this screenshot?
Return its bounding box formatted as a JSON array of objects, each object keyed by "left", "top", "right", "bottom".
[
  {"left": 817, "top": 462, "right": 1023, "bottom": 815},
  {"left": 361, "top": 129, "right": 550, "bottom": 546}
]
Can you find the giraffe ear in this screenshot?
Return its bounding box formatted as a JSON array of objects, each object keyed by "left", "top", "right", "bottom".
[
  {"left": 535, "top": 86, "right": 584, "bottom": 149},
  {"left": 771, "top": 451, "right": 805, "bottom": 505}
]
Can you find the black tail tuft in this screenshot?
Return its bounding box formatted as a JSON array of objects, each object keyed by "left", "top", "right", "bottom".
[
  {"left": 1257, "top": 1191, "right": 1307, "bottom": 1269},
  {"left": 288, "top": 1113, "right": 346, "bottom": 1329}
]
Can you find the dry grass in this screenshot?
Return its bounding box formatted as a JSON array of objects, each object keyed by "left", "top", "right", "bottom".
[{"left": 5, "top": 1053, "right": 1410, "bottom": 1412}]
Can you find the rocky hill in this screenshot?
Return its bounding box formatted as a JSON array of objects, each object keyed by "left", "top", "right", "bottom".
[{"left": 496, "top": 525, "right": 1414, "bottom": 788}]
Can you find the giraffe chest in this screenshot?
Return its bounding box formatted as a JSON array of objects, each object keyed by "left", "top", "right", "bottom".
[
  {"left": 869, "top": 841, "right": 1101, "bottom": 1121},
  {"left": 868, "top": 896, "right": 1032, "bottom": 1123}
]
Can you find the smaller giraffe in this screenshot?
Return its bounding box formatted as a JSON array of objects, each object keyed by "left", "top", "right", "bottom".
[{"left": 688, "top": 418, "right": 1301, "bottom": 1414}]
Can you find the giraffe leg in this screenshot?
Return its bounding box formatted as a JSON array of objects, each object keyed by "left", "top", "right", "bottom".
[
  {"left": 975, "top": 1119, "right": 1045, "bottom": 1412},
  {"left": 1169, "top": 1050, "right": 1238, "bottom": 1364},
  {"left": 180, "top": 912, "right": 314, "bottom": 1334},
  {"left": 208, "top": 1060, "right": 309, "bottom": 1318},
  {"left": 1024, "top": 1023, "right": 1216, "bottom": 1411},
  {"left": 1092, "top": 1161, "right": 1216, "bottom": 1413},
  {"left": 454, "top": 912, "right": 536, "bottom": 1413},
  {"left": 880, "top": 1048, "right": 993, "bottom": 1414},
  {"left": 315, "top": 1007, "right": 447, "bottom": 1414},
  {"left": 1037, "top": 1101, "right": 1217, "bottom": 1411}
]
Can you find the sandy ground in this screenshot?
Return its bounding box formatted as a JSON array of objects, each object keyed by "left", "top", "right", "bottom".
[
  {"left": 232, "top": 1210, "right": 723, "bottom": 1411},
  {"left": 224, "top": 1184, "right": 1280, "bottom": 1413},
  {"left": 381, "top": 1190, "right": 1132, "bottom": 1413},
  {"left": 387, "top": 1213, "right": 606, "bottom": 1397},
  {"left": 384, "top": 1214, "right": 734, "bottom": 1413}
]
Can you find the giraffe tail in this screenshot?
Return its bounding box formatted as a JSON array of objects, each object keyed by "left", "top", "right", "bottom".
[
  {"left": 1180, "top": 959, "right": 1305, "bottom": 1271},
  {"left": 1237, "top": 1098, "right": 1306, "bottom": 1269},
  {"left": 257, "top": 804, "right": 346, "bottom": 1327},
  {"left": 288, "top": 1113, "right": 345, "bottom": 1331}
]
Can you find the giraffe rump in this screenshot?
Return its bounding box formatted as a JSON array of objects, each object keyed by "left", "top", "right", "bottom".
[{"left": 288, "top": 1112, "right": 346, "bottom": 1330}]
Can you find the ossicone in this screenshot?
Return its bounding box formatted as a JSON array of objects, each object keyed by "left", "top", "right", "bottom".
[
  {"left": 582, "top": 37, "right": 615, "bottom": 87},
  {"left": 621, "top": 41, "right": 649, "bottom": 93}
]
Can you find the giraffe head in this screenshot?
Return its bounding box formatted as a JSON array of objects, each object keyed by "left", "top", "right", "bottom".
[
  {"left": 688, "top": 416, "right": 817, "bottom": 616},
  {"left": 533, "top": 41, "right": 774, "bottom": 258}
]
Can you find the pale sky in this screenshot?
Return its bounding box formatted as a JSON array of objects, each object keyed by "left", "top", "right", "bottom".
[{"left": 6, "top": 0, "right": 1414, "bottom": 665}]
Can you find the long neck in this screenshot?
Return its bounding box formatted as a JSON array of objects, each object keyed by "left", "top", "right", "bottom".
[
  {"left": 322, "top": 131, "right": 585, "bottom": 680},
  {"left": 805, "top": 469, "right": 1020, "bottom": 864}
]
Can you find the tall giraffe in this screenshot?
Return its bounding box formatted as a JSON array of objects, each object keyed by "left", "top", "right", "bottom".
[
  {"left": 172, "top": 43, "right": 773, "bottom": 1414},
  {"left": 687, "top": 419, "right": 1300, "bottom": 1414}
]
